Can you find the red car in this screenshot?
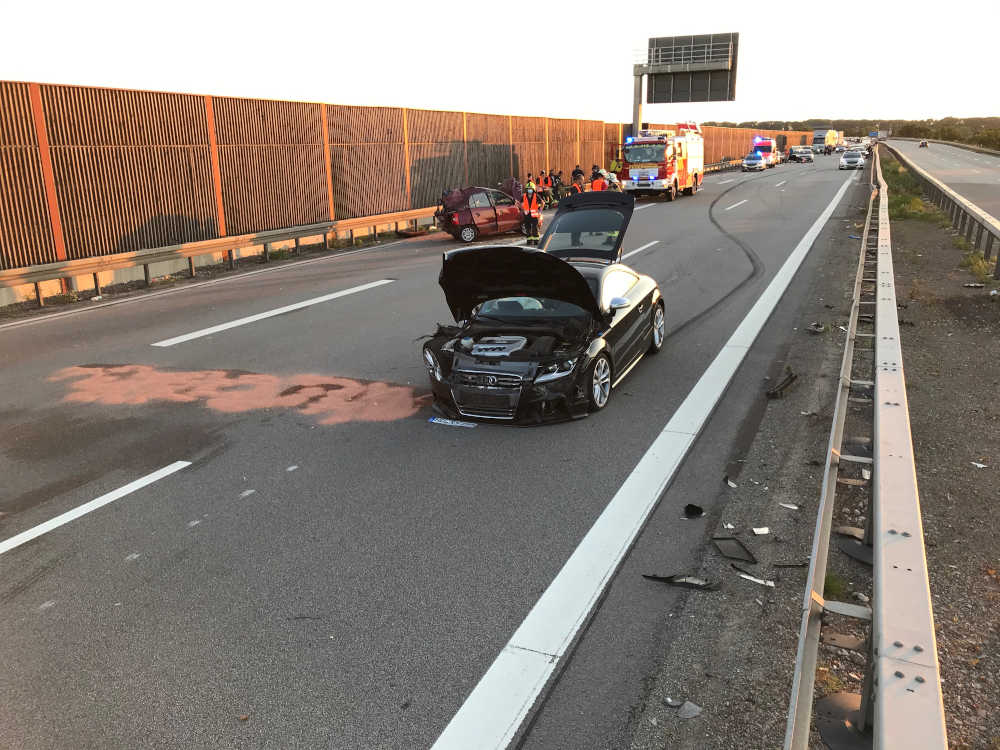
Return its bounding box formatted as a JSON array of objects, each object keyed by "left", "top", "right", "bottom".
[{"left": 435, "top": 187, "right": 526, "bottom": 243}]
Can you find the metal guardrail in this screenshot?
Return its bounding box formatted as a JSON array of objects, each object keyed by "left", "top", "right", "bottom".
[
  {"left": 0, "top": 207, "right": 436, "bottom": 306},
  {"left": 783, "top": 147, "right": 947, "bottom": 749},
  {"left": 884, "top": 143, "right": 1000, "bottom": 279}
]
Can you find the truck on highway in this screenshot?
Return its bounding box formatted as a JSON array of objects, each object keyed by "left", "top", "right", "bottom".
[
  {"left": 619, "top": 123, "right": 704, "bottom": 201},
  {"left": 812, "top": 128, "right": 838, "bottom": 153}
]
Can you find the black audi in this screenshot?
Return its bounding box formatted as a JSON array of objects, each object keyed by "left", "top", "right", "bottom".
[{"left": 422, "top": 192, "right": 665, "bottom": 423}]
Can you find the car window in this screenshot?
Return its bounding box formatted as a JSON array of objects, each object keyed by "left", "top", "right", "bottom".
[
  {"left": 601, "top": 270, "right": 638, "bottom": 310},
  {"left": 491, "top": 191, "right": 515, "bottom": 207},
  {"left": 469, "top": 192, "right": 491, "bottom": 209}
]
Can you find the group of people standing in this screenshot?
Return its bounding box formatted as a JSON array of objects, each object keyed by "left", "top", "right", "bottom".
[{"left": 519, "top": 163, "right": 617, "bottom": 245}]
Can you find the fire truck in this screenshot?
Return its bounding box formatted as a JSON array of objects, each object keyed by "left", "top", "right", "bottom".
[
  {"left": 751, "top": 135, "right": 780, "bottom": 167},
  {"left": 619, "top": 123, "right": 705, "bottom": 201}
]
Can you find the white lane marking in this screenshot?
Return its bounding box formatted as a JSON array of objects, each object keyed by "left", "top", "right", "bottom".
[
  {"left": 633, "top": 204, "right": 655, "bottom": 211},
  {"left": 620, "top": 241, "right": 659, "bottom": 261},
  {"left": 151, "top": 279, "right": 393, "bottom": 347},
  {"left": 286, "top": 465, "right": 299, "bottom": 473},
  {"left": 431, "top": 173, "right": 855, "bottom": 750},
  {"left": 725, "top": 199, "right": 748, "bottom": 211},
  {"left": 775, "top": 180, "right": 786, "bottom": 187},
  {"left": 0, "top": 461, "right": 191, "bottom": 556},
  {"left": 717, "top": 178, "right": 735, "bottom": 184}
]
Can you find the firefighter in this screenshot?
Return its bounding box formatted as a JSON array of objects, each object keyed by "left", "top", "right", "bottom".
[
  {"left": 590, "top": 170, "right": 608, "bottom": 192},
  {"left": 521, "top": 185, "right": 543, "bottom": 246},
  {"left": 572, "top": 164, "right": 585, "bottom": 181},
  {"left": 570, "top": 176, "right": 585, "bottom": 194}
]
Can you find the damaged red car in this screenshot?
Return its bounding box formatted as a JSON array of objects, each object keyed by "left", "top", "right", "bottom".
[{"left": 435, "top": 186, "right": 527, "bottom": 243}]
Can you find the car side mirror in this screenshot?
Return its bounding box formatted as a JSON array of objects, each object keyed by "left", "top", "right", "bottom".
[{"left": 608, "top": 297, "right": 629, "bottom": 312}]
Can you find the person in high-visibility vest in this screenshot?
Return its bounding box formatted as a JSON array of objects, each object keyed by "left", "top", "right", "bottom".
[
  {"left": 537, "top": 170, "right": 554, "bottom": 208},
  {"left": 590, "top": 171, "right": 608, "bottom": 191},
  {"left": 570, "top": 176, "right": 585, "bottom": 194},
  {"left": 521, "top": 186, "right": 543, "bottom": 246}
]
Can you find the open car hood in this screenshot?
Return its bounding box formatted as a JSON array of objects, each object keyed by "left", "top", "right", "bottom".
[
  {"left": 439, "top": 245, "right": 600, "bottom": 322},
  {"left": 537, "top": 192, "right": 635, "bottom": 264}
]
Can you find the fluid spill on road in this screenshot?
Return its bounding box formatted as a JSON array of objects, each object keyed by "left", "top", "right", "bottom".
[{"left": 51, "top": 365, "right": 430, "bottom": 425}]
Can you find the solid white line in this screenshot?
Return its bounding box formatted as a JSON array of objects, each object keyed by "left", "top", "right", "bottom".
[
  {"left": 775, "top": 180, "right": 787, "bottom": 187},
  {"left": 151, "top": 279, "right": 394, "bottom": 346},
  {"left": 431, "top": 173, "right": 855, "bottom": 750},
  {"left": 620, "top": 241, "right": 659, "bottom": 261},
  {"left": 633, "top": 204, "right": 655, "bottom": 211},
  {"left": 725, "top": 199, "right": 748, "bottom": 211},
  {"left": 717, "top": 178, "right": 735, "bottom": 184},
  {"left": 0, "top": 461, "right": 191, "bottom": 556}
]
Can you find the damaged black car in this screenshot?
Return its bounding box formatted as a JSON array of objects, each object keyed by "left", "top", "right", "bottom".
[{"left": 422, "top": 192, "right": 665, "bottom": 423}]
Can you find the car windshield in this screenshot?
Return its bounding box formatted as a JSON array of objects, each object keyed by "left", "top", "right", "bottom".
[
  {"left": 475, "top": 296, "right": 589, "bottom": 320},
  {"left": 745, "top": 154, "right": 761, "bottom": 161},
  {"left": 755, "top": 143, "right": 772, "bottom": 152},
  {"left": 539, "top": 207, "right": 627, "bottom": 259},
  {"left": 624, "top": 144, "right": 667, "bottom": 163}
]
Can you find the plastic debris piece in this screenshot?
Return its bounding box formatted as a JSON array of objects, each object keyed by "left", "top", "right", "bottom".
[
  {"left": 642, "top": 573, "right": 719, "bottom": 591},
  {"left": 800, "top": 411, "right": 817, "bottom": 416},
  {"left": 752, "top": 527, "right": 770, "bottom": 535},
  {"left": 664, "top": 697, "right": 684, "bottom": 708},
  {"left": 848, "top": 234, "right": 861, "bottom": 239},
  {"left": 779, "top": 503, "right": 800, "bottom": 510},
  {"left": 862, "top": 468, "right": 871, "bottom": 480},
  {"left": 970, "top": 461, "right": 988, "bottom": 469},
  {"left": 963, "top": 283, "right": 985, "bottom": 288},
  {"left": 766, "top": 370, "right": 798, "bottom": 398},
  {"left": 677, "top": 701, "right": 702, "bottom": 719},
  {"left": 774, "top": 561, "right": 809, "bottom": 568},
  {"left": 806, "top": 322, "right": 826, "bottom": 334},
  {"left": 990, "top": 289, "right": 998, "bottom": 296},
  {"left": 755, "top": 598, "right": 764, "bottom": 606},
  {"left": 737, "top": 571, "right": 776, "bottom": 588},
  {"left": 853, "top": 592, "right": 870, "bottom": 603},
  {"left": 723, "top": 522, "right": 735, "bottom": 530},
  {"left": 712, "top": 536, "right": 758, "bottom": 563},
  {"left": 683, "top": 503, "right": 705, "bottom": 519},
  {"left": 724, "top": 475, "right": 738, "bottom": 488},
  {"left": 429, "top": 416, "right": 477, "bottom": 428},
  {"left": 838, "top": 325, "right": 848, "bottom": 332}
]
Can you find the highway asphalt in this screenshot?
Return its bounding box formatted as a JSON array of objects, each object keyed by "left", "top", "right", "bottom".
[
  {"left": 886, "top": 138, "right": 1000, "bottom": 219},
  {"left": 0, "top": 155, "right": 866, "bottom": 749}
]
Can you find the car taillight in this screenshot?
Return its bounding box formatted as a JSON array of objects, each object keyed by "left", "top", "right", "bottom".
[{"left": 449, "top": 212, "right": 459, "bottom": 224}]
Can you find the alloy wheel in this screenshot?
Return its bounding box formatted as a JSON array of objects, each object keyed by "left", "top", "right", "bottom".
[{"left": 591, "top": 356, "right": 611, "bottom": 409}]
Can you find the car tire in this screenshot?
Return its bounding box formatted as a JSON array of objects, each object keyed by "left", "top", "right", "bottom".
[
  {"left": 458, "top": 225, "right": 478, "bottom": 243},
  {"left": 587, "top": 353, "right": 612, "bottom": 411},
  {"left": 648, "top": 302, "right": 665, "bottom": 354},
  {"left": 683, "top": 175, "right": 699, "bottom": 196},
  {"left": 665, "top": 181, "right": 678, "bottom": 202}
]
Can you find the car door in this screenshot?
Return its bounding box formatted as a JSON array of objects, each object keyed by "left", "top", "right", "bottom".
[
  {"left": 601, "top": 268, "right": 645, "bottom": 371},
  {"left": 490, "top": 190, "right": 521, "bottom": 233},
  {"left": 468, "top": 191, "right": 498, "bottom": 236}
]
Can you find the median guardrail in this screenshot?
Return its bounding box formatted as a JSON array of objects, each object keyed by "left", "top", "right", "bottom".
[
  {"left": 884, "top": 143, "right": 1000, "bottom": 278},
  {"left": 0, "top": 207, "right": 436, "bottom": 306},
  {"left": 783, "top": 146, "right": 947, "bottom": 749}
]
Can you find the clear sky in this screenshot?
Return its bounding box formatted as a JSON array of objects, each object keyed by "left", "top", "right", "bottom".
[{"left": 2, "top": 0, "right": 995, "bottom": 123}]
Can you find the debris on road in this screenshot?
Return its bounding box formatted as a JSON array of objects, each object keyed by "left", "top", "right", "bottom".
[
  {"left": 428, "top": 416, "right": 477, "bottom": 428},
  {"left": 712, "top": 536, "right": 757, "bottom": 563},
  {"left": 963, "top": 283, "right": 985, "bottom": 288},
  {"left": 774, "top": 561, "right": 809, "bottom": 568},
  {"left": 766, "top": 369, "right": 798, "bottom": 399},
  {"left": 663, "top": 697, "right": 684, "bottom": 708},
  {"left": 736, "top": 572, "right": 776, "bottom": 588},
  {"left": 723, "top": 475, "right": 738, "bottom": 488},
  {"left": 779, "top": 502, "right": 800, "bottom": 510},
  {"left": 723, "top": 522, "right": 735, "bottom": 530},
  {"left": 752, "top": 527, "right": 770, "bottom": 536},
  {"left": 683, "top": 503, "right": 705, "bottom": 519},
  {"left": 677, "top": 701, "right": 703, "bottom": 719},
  {"left": 853, "top": 592, "right": 870, "bottom": 603},
  {"left": 806, "top": 322, "right": 826, "bottom": 334},
  {"left": 970, "top": 461, "right": 988, "bottom": 469},
  {"left": 848, "top": 234, "right": 861, "bottom": 239},
  {"left": 642, "top": 574, "right": 720, "bottom": 591}
]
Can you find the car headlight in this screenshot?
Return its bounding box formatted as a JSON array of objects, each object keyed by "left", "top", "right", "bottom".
[
  {"left": 423, "top": 349, "right": 442, "bottom": 381},
  {"left": 535, "top": 359, "right": 576, "bottom": 383}
]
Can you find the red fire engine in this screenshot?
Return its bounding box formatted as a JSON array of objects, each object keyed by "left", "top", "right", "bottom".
[{"left": 619, "top": 123, "right": 705, "bottom": 201}]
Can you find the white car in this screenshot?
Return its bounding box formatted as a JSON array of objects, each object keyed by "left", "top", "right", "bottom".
[
  {"left": 839, "top": 151, "right": 865, "bottom": 170},
  {"left": 742, "top": 153, "right": 766, "bottom": 171}
]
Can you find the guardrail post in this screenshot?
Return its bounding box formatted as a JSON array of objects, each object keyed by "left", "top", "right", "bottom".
[
  {"left": 188, "top": 257, "right": 196, "bottom": 278},
  {"left": 294, "top": 237, "right": 301, "bottom": 254},
  {"left": 985, "top": 233, "right": 995, "bottom": 262},
  {"left": 34, "top": 282, "right": 44, "bottom": 307},
  {"left": 143, "top": 264, "right": 151, "bottom": 287},
  {"left": 262, "top": 242, "right": 271, "bottom": 262},
  {"left": 92, "top": 272, "right": 101, "bottom": 297},
  {"left": 348, "top": 229, "right": 355, "bottom": 245},
  {"left": 227, "top": 249, "right": 237, "bottom": 270}
]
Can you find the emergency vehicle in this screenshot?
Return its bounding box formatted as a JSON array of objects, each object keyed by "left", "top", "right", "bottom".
[
  {"left": 619, "top": 123, "right": 704, "bottom": 201},
  {"left": 751, "top": 135, "right": 780, "bottom": 167}
]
